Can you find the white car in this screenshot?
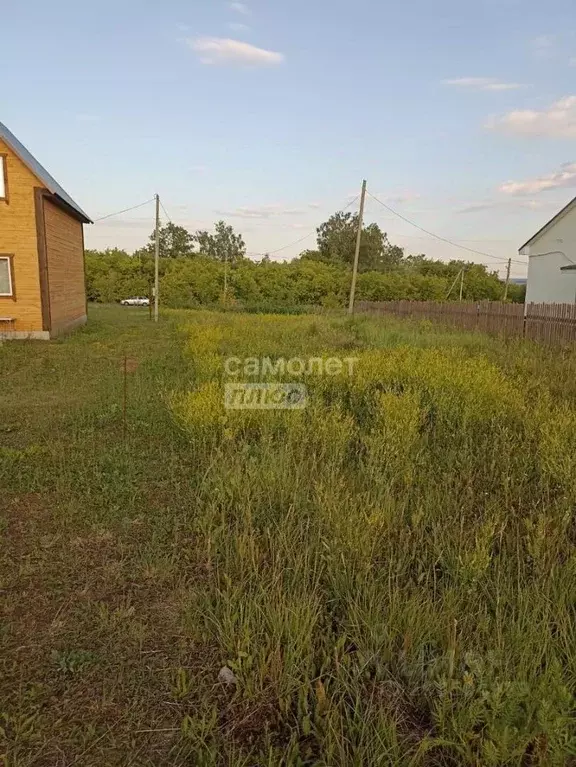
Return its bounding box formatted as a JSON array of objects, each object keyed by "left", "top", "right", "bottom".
[{"left": 121, "top": 296, "right": 150, "bottom": 307}]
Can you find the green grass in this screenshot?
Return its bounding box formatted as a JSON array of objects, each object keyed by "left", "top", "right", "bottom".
[{"left": 1, "top": 304, "right": 576, "bottom": 765}]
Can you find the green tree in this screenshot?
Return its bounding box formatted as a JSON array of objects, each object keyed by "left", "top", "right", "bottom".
[
  {"left": 195, "top": 220, "right": 246, "bottom": 263},
  {"left": 315, "top": 211, "right": 404, "bottom": 271},
  {"left": 85, "top": 247, "right": 130, "bottom": 260},
  {"left": 85, "top": 249, "right": 150, "bottom": 302},
  {"left": 299, "top": 249, "right": 325, "bottom": 263},
  {"left": 146, "top": 222, "right": 195, "bottom": 259},
  {"left": 84, "top": 241, "right": 520, "bottom": 308}
]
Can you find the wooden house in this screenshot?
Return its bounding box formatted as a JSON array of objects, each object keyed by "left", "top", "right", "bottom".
[{"left": 0, "top": 123, "right": 92, "bottom": 339}]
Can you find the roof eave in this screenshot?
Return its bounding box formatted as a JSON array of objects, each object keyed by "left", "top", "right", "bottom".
[
  {"left": 0, "top": 122, "right": 92, "bottom": 224},
  {"left": 518, "top": 194, "right": 576, "bottom": 253},
  {"left": 43, "top": 191, "right": 92, "bottom": 224}
]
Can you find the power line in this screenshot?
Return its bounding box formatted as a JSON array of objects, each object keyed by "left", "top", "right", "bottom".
[
  {"left": 373, "top": 232, "right": 521, "bottom": 245},
  {"left": 159, "top": 199, "right": 173, "bottom": 225},
  {"left": 248, "top": 194, "right": 360, "bottom": 258},
  {"left": 366, "top": 191, "right": 527, "bottom": 266},
  {"left": 261, "top": 230, "right": 316, "bottom": 257},
  {"left": 94, "top": 198, "right": 156, "bottom": 223},
  {"left": 91, "top": 191, "right": 527, "bottom": 275}
]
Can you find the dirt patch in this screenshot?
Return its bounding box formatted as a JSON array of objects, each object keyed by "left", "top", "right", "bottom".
[
  {"left": 0, "top": 492, "right": 56, "bottom": 546},
  {"left": 121, "top": 356, "right": 140, "bottom": 374}
]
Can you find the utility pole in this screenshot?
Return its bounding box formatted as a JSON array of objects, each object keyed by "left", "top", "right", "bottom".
[
  {"left": 459, "top": 267, "right": 465, "bottom": 302},
  {"left": 503, "top": 257, "right": 512, "bottom": 301},
  {"left": 348, "top": 179, "right": 367, "bottom": 315},
  {"left": 154, "top": 194, "right": 160, "bottom": 323},
  {"left": 445, "top": 268, "right": 461, "bottom": 300}
]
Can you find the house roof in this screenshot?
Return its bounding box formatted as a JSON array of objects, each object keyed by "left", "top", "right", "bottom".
[
  {"left": 0, "top": 122, "right": 92, "bottom": 224},
  {"left": 519, "top": 194, "right": 576, "bottom": 253}
]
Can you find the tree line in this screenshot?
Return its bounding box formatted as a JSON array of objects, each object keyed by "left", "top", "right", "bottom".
[{"left": 85, "top": 213, "right": 525, "bottom": 310}]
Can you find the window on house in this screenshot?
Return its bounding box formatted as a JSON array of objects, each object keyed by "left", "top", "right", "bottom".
[
  {"left": 0, "top": 257, "right": 13, "bottom": 296},
  {"left": 0, "top": 156, "right": 5, "bottom": 199}
]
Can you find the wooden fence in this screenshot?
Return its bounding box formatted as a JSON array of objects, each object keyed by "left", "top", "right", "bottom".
[{"left": 356, "top": 301, "right": 576, "bottom": 345}]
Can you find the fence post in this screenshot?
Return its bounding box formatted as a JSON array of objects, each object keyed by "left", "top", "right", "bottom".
[
  {"left": 123, "top": 352, "right": 128, "bottom": 444},
  {"left": 523, "top": 304, "right": 528, "bottom": 340}
]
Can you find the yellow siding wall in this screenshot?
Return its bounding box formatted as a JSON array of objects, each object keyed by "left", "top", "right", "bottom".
[
  {"left": 44, "top": 199, "right": 86, "bottom": 333},
  {"left": 0, "top": 139, "right": 43, "bottom": 332}
]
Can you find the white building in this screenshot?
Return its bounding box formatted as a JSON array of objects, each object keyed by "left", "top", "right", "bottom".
[{"left": 520, "top": 196, "right": 576, "bottom": 304}]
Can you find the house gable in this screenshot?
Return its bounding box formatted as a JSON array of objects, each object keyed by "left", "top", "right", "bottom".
[
  {"left": 0, "top": 123, "right": 91, "bottom": 224},
  {"left": 519, "top": 195, "right": 576, "bottom": 254},
  {"left": 523, "top": 195, "right": 576, "bottom": 304},
  {"left": 0, "top": 138, "right": 46, "bottom": 333}
]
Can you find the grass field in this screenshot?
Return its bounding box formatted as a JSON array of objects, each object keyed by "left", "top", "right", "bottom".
[{"left": 2, "top": 304, "right": 576, "bottom": 766}]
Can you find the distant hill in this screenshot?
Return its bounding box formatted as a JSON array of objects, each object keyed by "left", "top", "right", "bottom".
[{"left": 511, "top": 278, "right": 527, "bottom": 285}]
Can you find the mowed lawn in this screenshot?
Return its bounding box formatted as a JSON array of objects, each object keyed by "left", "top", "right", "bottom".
[{"left": 2, "top": 304, "right": 576, "bottom": 766}]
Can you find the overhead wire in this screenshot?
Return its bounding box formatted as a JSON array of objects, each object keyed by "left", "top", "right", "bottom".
[
  {"left": 253, "top": 228, "right": 318, "bottom": 257},
  {"left": 247, "top": 194, "right": 360, "bottom": 258},
  {"left": 366, "top": 190, "right": 527, "bottom": 267},
  {"left": 91, "top": 192, "right": 527, "bottom": 276},
  {"left": 93, "top": 198, "right": 156, "bottom": 223},
  {"left": 159, "top": 199, "right": 173, "bottom": 225}
]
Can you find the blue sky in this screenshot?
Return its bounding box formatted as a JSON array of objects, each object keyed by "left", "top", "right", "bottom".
[{"left": 5, "top": 0, "right": 576, "bottom": 276}]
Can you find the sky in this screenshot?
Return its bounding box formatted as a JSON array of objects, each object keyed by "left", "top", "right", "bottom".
[{"left": 4, "top": 0, "right": 576, "bottom": 278}]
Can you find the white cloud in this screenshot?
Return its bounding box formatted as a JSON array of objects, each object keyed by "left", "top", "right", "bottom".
[
  {"left": 458, "top": 201, "right": 501, "bottom": 214},
  {"left": 75, "top": 113, "right": 100, "bottom": 122},
  {"left": 282, "top": 208, "right": 307, "bottom": 216},
  {"left": 442, "top": 77, "right": 526, "bottom": 92},
  {"left": 189, "top": 37, "right": 284, "bottom": 66},
  {"left": 228, "top": 22, "right": 250, "bottom": 32},
  {"left": 458, "top": 198, "right": 563, "bottom": 214},
  {"left": 96, "top": 218, "right": 152, "bottom": 230},
  {"left": 487, "top": 96, "right": 576, "bottom": 138},
  {"left": 228, "top": 206, "right": 276, "bottom": 219},
  {"left": 458, "top": 160, "right": 576, "bottom": 214},
  {"left": 454, "top": 197, "right": 566, "bottom": 215},
  {"left": 229, "top": 2, "right": 250, "bottom": 14},
  {"left": 499, "top": 162, "right": 576, "bottom": 195},
  {"left": 215, "top": 205, "right": 308, "bottom": 219},
  {"left": 385, "top": 192, "right": 421, "bottom": 205},
  {"left": 189, "top": 165, "right": 207, "bottom": 173}
]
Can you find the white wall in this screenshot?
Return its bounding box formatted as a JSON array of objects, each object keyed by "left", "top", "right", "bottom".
[{"left": 522, "top": 206, "right": 576, "bottom": 304}]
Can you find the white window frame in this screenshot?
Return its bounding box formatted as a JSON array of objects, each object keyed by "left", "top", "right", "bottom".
[
  {"left": 0, "top": 155, "right": 6, "bottom": 200},
  {"left": 0, "top": 256, "right": 14, "bottom": 297}
]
